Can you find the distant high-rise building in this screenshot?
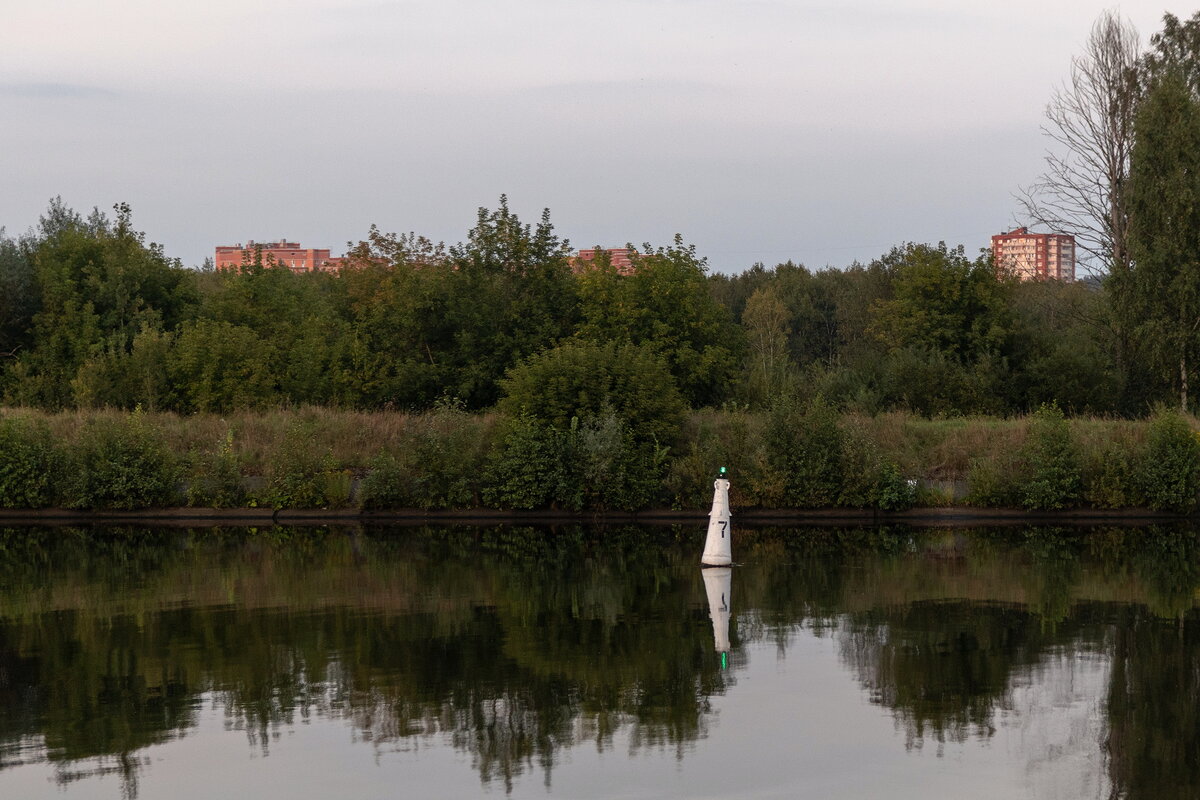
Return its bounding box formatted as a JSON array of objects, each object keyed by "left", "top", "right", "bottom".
[
  {"left": 991, "top": 227, "right": 1076, "bottom": 281},
  {"left": 215, "top": 240, "right": 345, "bottom": 273}
]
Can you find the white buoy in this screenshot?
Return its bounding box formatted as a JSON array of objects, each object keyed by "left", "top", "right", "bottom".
[
  {"left": 701, "top": 469, "right": 732, "bottom": 567},
  {"left": 702, "top": 567, "right": 732, "bottom": 663}
]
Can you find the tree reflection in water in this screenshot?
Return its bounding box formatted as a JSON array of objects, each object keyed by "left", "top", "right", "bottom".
[
  {"left": 0, "top": 524, "right": 1198, "bottom": 797},
  {"left": 0, "top": 525, "right": 732, "bottom": 796}
]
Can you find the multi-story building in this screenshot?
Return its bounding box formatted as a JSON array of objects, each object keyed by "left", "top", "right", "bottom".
[
  {"left": 214, "top": 240, "right": 346, "bottom": 273},
  {"left": 572, "top": 247, "right": 639, "bottom": 275},
  {"left": 990, "top": 227, "right": 1076, "bottom": 281}
]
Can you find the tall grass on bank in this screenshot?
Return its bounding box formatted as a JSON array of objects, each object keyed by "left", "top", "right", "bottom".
[
  {"left": 361, "top": 409, "right": 496, "bottom": 510},
  {"left": 0, "top": 406, "right": 1197, "bottom": 512}
]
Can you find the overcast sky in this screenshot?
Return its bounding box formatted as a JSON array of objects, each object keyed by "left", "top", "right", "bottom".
[{"left": 0, "top": 1, "right": 1183, "bottom": 272}]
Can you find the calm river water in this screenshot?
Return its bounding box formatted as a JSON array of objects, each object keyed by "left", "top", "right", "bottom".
[{"left": 0, "top": 523, "right": 1196, "bottom": 799}]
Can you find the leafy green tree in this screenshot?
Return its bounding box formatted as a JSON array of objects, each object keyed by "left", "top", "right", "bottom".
[
  {"left": 821, "top": 258, "right": 896, "bottom": 362},
  {"left": 169, "top": 319, "right": 276, "bottom": 412},
  {"left": 874, "top": 345, "right": 1009, "bottom": 417},
  {"left": 1008, "top": 280, "right": 1121, "bottom": 413},
  {"left": 1127, "top": 71, "right": 1200, "bottom": 411},
  {"left": 344, "top": 198, "right": 579, "bottom": 409},
  {"left": 741, "top": 285, "right": 793, "bottom": 405},
  {"left": 337, "top": 261, "right": 448, "bottom": 407},
  {"left": 0, "top": 230, "right": 38, "bottom": 360},
  {"left": 498, "top": 339, "right": 684, "bottom": 445},
  {"left": 490, "top": 337, "right": 679, "bottom": 510},
  {"left": 70, "top": 325, "right": 174, "bottom": 410},
  {"left": 869, "top": 242, "right": 1014, "bottom": 363},
  {"left": 772, "top": 262, "right": 841, "bottom": 367},
  {"left": 10, "top": 202, "right": 196, "bottom": 408},
  {"left": 1143, "top": 11, "right": 1200, "bottom": 94},
  {"left": 195, "top": 260, "right": 352, "bottom": 405},
  {"left": 707, "top": 261, "right": 775, "bottom": 322},
  {"left": 577, "top": 236, "right": 743, "bottom": 406},
  {"left": 714, "top": 261, "right": 842, "bottom": 371},
  {"left": 443, "top": 199, "right": 579, "bottom": 406}
]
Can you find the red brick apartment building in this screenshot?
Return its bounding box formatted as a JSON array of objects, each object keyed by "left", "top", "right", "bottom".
[
  {"left": 215, "top": 240, "right": 346, "bottom": 273},
  {"left": 572, "top": 247, "right": 639, "bottom": 275},
  {"left": 991, "top": 227, "right": 1076, "bottom": 281},
  {"left": 216, "top": 242, "right": 638, "bottom": 275}
]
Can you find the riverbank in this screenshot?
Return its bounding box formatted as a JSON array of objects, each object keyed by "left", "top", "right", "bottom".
[
  {"left": 0, "top": 505, "right": 1188, "bottom": 528},
  {"left": 0, "top": 405, "right": 1196, "bottom": 515}
]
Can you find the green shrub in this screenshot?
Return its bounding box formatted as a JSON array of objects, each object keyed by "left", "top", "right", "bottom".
[
  {"left": 359, "top": 453, "right": 409, "bottom": 509},
  {"left": 185, "top": 430, "right": 246, "bottom": 507},
  {"left": 664, "top": 412, "right": 762, "bottom": 509},
  {"left": 764, "top": 396, "right": 844, "bottom": 507},
  {"left": 874, "top": 462, "right": 917, "bottom": 511},
  {"left": 965, "top": 457, "right": 1019, "bottom": 507},
  {"left": 64, "top": 412, "right": 180, "bottom": 509},
  {"left": 480, "top": 411, "right": 666, "bottom": 511},
  {"left": 0, "top": 417, "right": 60, "bottom": 508},
  {"left": 759, "top": 396, "right": 911, "bottom": 510},
  {"left": 837, "top": 424, "right": 877, "bottom": 508},
  {"left": 1082, "top": 442, "right": 1142, "bottom": 508},
  {"left": 360, "top": 409, "right": 491, "bottom": 509},
  {"left": 1139, "top": 411, "right": 1200, "bottom": 513},
  {"left": 574, "top": 411, "right": 668, "bottom": 511},
  {"left": 1017, "top": 404, "right": 1081, "bottom": 510},
  {"left": 498, "top": 340, "right": 685, "bottom": 446},
  {"left": 482, "top": 417, "right": 577, "bottom": 510},
  {"left": 260, "top": 423, "right": 352, "bottom": 509},
  {"left": 834, "top": 424, "right": 917, "bottom": 510}
]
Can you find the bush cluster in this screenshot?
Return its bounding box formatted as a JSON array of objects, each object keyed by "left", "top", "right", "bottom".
[
  {"left": 261, "top": 423, "right": 352, "bottom": 509},
  {"left": 1141, "top": 411, "right": 1200, "bottom": 512},
  {"left": 965, "top": 408, "right": 1200, "bottom": 513},
  {"left": 0, "top": 406, "right": 1197, "bottom": 514},
  {"left": 757, "top": 396, "right": 914, "bottom": 510},
  {"left": 482, "top": 412, "right": 667, "bottom": 512},
  {"left": 0, "top": 416, "right": 59, "bottom": 508},
  {"left": 360, "top": 408, "right": 493, "bottom": 510},
  {"left": 1017, "top": 404, "right": 1082, "bottom": 510},
  {"left": 185, "top": 430, "right": 246, "bottom": 508},
  {"left": 63, "top": 412, "right": 180, "bottom": 510}
]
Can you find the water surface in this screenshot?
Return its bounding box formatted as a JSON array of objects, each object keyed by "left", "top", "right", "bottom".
[{"left": 0, "top": 523, "right": 1196, "bottom": 798}]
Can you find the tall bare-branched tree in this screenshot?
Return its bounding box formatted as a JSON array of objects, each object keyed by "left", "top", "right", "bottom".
[{"left": 1020, "top": 11, "right": 1140, "bottom": 280}]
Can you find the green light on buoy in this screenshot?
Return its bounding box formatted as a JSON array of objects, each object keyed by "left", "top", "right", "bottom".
[
  {"left": 719, "top": 466, "right": 727, "bottom": 476},
  {"left": 721, "top": 652, "right": 728, "bottom": 670}
]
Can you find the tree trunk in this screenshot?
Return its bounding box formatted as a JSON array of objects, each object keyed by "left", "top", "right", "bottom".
[{"left": 1182, "top": 353, "right": 1189, "bottom": 413}]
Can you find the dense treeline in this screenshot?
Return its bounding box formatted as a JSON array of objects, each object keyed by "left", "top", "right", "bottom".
[
  {"left": 0, "top": 198, "right": 744, "bottom": 414},
  {"left": 0, "top": 199, "right": 1161, "bottom": 418}
]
